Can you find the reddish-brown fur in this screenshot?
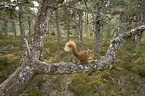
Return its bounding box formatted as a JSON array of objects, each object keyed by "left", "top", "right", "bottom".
[{"left": 64, "top": 41, "right": 94, "bottom": 65}]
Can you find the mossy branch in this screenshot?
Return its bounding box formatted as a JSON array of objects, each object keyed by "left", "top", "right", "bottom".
[{"left": 35, "top": 25, "right": 145, "bottom": 75}]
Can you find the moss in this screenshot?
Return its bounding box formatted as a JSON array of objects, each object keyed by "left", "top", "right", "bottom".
[{"left": 1, "top": 35, "right": 145, "bottom": 95}]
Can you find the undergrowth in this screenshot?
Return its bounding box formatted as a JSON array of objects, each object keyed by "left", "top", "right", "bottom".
[{"left": 0, "top": 35, "right": 145, "bottom": 95}]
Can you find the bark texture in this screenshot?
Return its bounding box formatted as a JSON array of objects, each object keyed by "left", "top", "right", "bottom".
[{"left": 94, "top": 3, "right": 101, "bottom": 52}]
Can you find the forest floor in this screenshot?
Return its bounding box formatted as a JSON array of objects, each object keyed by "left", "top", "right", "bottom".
[{"left": 0, "top": 35, "right": 145, "bottom": 95}]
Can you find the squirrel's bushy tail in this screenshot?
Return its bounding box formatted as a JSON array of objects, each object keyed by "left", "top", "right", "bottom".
[{"left": 64, "top": 41, "right": 78, "bottom": 58}]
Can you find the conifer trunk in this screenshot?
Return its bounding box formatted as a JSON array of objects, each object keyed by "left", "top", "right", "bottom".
[
  {"left": 28, "top": 16, "right": 31, "bottom": 38},
  {"left": 79, "top": 10, "right": 83, "bottom": 50},
  {"left": 55, "top": 8, "right": 60, "bottom": 44},
  {"left": 67, "top": 8, "right": 70, "bottom": 41},
  {"left": 74, "top": 11, "right": 79, "bottom": 43},
  {"left": 3, "top": 20, "right": 8, "bottom": 36},
  {"left": 18, "top": 5, "right": 25, "bottom": 45},
  {"left": 12, "top": 20, "right": 17, "bottom": 37},
  {"left": 94, "top": 3, "right": 101, "bottom": 52}
]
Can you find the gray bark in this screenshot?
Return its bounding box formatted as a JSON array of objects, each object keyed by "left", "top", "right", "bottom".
[
  {"left": 134, "top": 11, "right": 138, "bottom": 47},
  {"left": 74, "top": 11, "right": 79, "bottom": 43},
  {"left": 3, "top": 20, "right": 8, "bottom": 36},
  {"left": 12, "top": 20, "right": 17, "bottom": 37},
  {"left": 100, "top": 25, "right": 103, "bottom": 44},
  {"left": 85, "top": 11, "right": 88, "bottom": 37},
  {"left": 48, "top": 21, "right": 50, "bottom": 36},
  {"left": 49, "top": 21, "right": 52, "bottom": 35},
  {"left": 67, "top": 8, "right": 70, "bottom": 41},
  {"left": 18, "top": 5, "right": 25, "bottom": 45},
  {"left": 28, "top": 16, "right": 31, "bottom": 38},
  {"left": 136, "top": 2, "right": 144, "bottom": 48},
  {"left": 55, "top": 8, "right": 60, "bottom": 44},
  {"left": 94, "top": 3, "right": 101, "bottom": 52},
  {"left": 79, "top": 10, "right": 83, "bottom": 50}
]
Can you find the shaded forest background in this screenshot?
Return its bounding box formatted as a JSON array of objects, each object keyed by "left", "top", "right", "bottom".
[{"left": 0, "top": 0, "right": 145, "bottom": 95}]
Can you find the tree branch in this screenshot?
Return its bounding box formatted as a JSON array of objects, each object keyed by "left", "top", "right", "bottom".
[
  {"left": 34, "top": 25, "right": 145, "bottom": 75},
  {"left": 24, "top": 38, "right": 31, "bottom": 58}
]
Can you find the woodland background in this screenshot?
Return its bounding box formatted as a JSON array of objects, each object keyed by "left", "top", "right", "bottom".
[{"left": 0, "top": 0, "right": 145, "bottom": 95}]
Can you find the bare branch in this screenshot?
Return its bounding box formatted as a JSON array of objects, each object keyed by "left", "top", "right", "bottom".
[
  {"left": 34, "top": 60, "right": 102, "bottom": 75},
  {"left": 34, "top": 25, "right": 145, "bottom": 75},
  {"left": 24, "top": 38, "right": 31, "bottom": 58}
]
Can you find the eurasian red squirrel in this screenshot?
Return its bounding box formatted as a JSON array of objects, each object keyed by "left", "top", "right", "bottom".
[{"left": 64, "top": 41, "right": 95, "bottom": 65}]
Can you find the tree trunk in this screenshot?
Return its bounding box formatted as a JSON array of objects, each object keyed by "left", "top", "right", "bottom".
[
  {"left": 18, "top": 5, "right": 25, "bottom": 45},
  {"left": 55, "top": 8, "right": 60, "bottom": 44},
  {"left": 49, "top": 21, "right": 52, "bottom": 35},
  {"left": 120, "top": 12, "right": 123, "bottom": 48},
  {"left": 79, "top": 10, "right": 83, "bottom": 50},
  {"left": 94, "top": 3, "right": 101, "bottom": 52},
  {"left": 100, "top": 25, "right": 103, "bottom": 44},
  {"left": 136, "top": 2, "right": 144, "bottom": 48},
  {"left": 100, "top": 10, "right": 104, "bottom": 44},
  {"left": 12, "top": 20, "right": 17, "bottom": 37},
  {"left": 139, "top": 1, "right": 144, "bottom": 42},
  {"left": 67, "top": 8, "right": 70, "bottom": 41},
  {"left": 74, "top": 11, "right": 79, "bottom": 43},
  {"left": 85, "top": 11, "right": 88, "bottom": 37},
  {"left": 28, "top": 16, "right": 32, "bottom": 38},
  {"left": 3, "top": 20, "right": 8, "bottom": 36},
  {"left": 0, "top": 1, "right": 59, "bottom": 95},
  {"left": 48, "top": 21, "right": 50, "bottom": 36}
]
